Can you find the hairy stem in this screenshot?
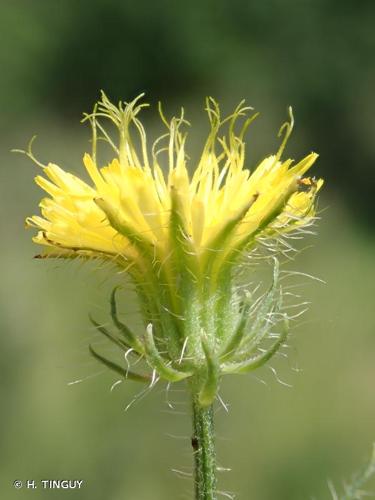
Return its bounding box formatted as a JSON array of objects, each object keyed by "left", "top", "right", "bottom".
[{"left": 191, "top": 390, "right": 217, "bottom": 500}]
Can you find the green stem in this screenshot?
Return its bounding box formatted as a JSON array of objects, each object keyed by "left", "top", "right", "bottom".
[{"left": 191, "top": 390, "right": 217, "bottom": 500}]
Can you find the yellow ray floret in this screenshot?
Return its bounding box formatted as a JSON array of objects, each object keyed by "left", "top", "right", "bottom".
[{"left": 26, "top": 94, "right": 323, "bottom": 270}]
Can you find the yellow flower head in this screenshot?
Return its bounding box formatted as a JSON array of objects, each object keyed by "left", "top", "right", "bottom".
[
  {"left": 27, "top": 93, "right": 321, "bottom": 267},
  {"left": 25, "top": 94, "right": 323, "bottom": 404}
]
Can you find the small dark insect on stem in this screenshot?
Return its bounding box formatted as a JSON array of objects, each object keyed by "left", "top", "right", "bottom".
[{"left": 191, "top": 437, "right": 199, "bottom": 451}]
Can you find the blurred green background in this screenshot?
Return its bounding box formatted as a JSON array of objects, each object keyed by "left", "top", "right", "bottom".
[{"left": 1, "top": 1, "right": 374, "bottom": 499}]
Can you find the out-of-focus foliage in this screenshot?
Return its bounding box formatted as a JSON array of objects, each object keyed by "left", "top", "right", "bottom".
[{"left": 1, "top": 0, "right": 375, "bottom": 223}]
